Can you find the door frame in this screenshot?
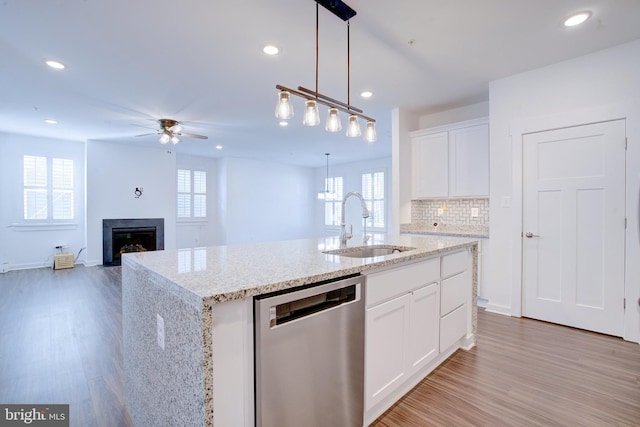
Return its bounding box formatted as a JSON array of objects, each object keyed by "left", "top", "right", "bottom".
[{"left": 507, "top": 101, "right": 640, "bottom": 343}]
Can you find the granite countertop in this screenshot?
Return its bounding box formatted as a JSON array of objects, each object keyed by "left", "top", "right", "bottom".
[
  {"left": 400, "top": 223, "right": 489, "bottom": 238},
  {"left": 122, "top": 234, "right": 477, "bottom": 305}
]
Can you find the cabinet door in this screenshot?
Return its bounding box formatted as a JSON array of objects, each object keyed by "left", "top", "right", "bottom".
[
  {"left": 411, "top": 132, "right": 449, "bottom": 198},
  {"left": 449, "top": 124, "right": 489, "bottom": 197},
  {"left": 408, "top": 283, "right": 440, "bottom": 375},
  {"left": 365, "top": 293, "right": 411, "bottom": 410}
]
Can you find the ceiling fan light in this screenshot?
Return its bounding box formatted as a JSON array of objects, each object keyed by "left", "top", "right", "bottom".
[
  {"left": 275, "top": 91, "right": 294, "bottom": 119},
  {"left": 159, "top": 133, "right": 171, "bottom": 144},
  {"left": 346, "top": 115, "right": 361, "bottom": 137},
  {"left": 364, "top": 121, "right": 376, "bottom": 143},
  {"left": 325, "top": 108, "right": 342, "bottom": 132},
  {"left": 170, "top": 124, "right": 183, "bottom": 133},
  {"left": 303, "top": 100, "right": 320, "bottom": 126},
  {"left": 171, "top": 135, "right": 180, "bottom": 144}
]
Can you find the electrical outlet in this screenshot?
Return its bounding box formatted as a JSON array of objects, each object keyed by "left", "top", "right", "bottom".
[
  {"left": 470, "top": 208, "right": 479, "bottom": 218},
  {"left": 157, "top": 314, "right": 165, "bottom": 350}
]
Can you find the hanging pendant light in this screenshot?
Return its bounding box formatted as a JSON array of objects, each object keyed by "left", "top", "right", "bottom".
[
  {"left": 364, "top": 120, "right": 376, "bottom": 143},
  {"left": 274, "top": 0, "right": 375, "bottom": 140},
  {"left": 346, "top": 115, "right": 361, "bottom": 137},
  {"left": 325, "top": 108, "right": 342, "bottom": 132},
  {"left": 275, "top": 91, "right": 294, "bottom": 119},
  {"left": 303, "top": 100, "right": 320, "bottom": 126},
  {"left": 318, "top": 153, "right": 335, "bottom": 200}
]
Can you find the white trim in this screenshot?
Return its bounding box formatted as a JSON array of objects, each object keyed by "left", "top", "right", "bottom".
[
  {"left": 8, "top": 222, "right": 79, "bottom": 231},
  {"left": 409, "top": 117, "right": 488, "bottom": 138}
]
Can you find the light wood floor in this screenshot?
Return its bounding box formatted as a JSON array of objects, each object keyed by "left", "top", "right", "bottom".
[{"left": 1, "top": 266, "right": 639, "bottom": 426}]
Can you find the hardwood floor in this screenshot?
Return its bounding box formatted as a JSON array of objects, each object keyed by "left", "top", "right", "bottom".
[
  {"left": 1, "top": 266, "right": 639, "bottom": 426},
  {"left": 0, "top": 266, "right": 132, "bottom": 427}
]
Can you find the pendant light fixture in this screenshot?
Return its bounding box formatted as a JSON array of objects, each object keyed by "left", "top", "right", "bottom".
[
  {"left": 318, "top": 153, "right": 336, "bottom": 200},
  {"left": 275, "top": 0, "right": 376, "bottom": 142}
]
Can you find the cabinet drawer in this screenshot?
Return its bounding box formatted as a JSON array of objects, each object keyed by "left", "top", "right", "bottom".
[
  {"left": 440, "top": 272, "right": 468, "bottom": 316},
  {"left": 441, "top": 250, "right": 468, "bottom": 278},
  {"left": 366, "top": 258, "right": 440, "bottom": 306},
  {"left": 439, "top": 304, "right": 467, "bottom": 352}
]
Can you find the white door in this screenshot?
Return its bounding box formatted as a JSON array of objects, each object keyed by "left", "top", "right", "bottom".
[{"left": 522, "top": 120, "right": 626, "bottom": 336}]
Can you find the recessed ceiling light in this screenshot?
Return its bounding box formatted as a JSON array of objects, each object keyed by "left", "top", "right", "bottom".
[
  {"left": 44, "top": 119, "right": 58, "bottom": 124},
  {"left": 279, "top": 121, "right": 289, "bottom": 127},
  {"left": 360, "top": 91, "right": 373, "bottom": 98},
  {"left": 564, "top": 11, "right": 591, "bottom": 27},
  {"left": 215, "top": 145, "right": 223, "bottom": 150},
  {"left": 45, "top": 60, "right": 65, "bottom": 70},
  {"left": 263, "top": 45, "right": 279, "bottom": 55}
]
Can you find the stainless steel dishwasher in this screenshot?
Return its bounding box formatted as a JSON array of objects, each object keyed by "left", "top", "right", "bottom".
[{"left": 254, "top": 275, "right": 365, "bottom": 427}]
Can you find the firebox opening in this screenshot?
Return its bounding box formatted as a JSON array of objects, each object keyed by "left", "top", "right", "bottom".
[{"left": 112, "top": 227, "right": 156, "bottom": 265}]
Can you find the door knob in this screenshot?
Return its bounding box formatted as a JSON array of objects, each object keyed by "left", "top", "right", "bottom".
[{"left": 525, "top": 232, "right": 540, "bottom": 238}]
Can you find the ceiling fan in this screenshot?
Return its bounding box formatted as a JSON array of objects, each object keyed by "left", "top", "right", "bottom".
[{"left": 136, "top": 119, "right": 208, "bottom": 144}]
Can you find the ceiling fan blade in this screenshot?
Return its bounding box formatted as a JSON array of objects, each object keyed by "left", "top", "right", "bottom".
[
  {"left": 179, "top": 132, "right": 208, "bottom": 140},
  {"left": 135, "top": 132, "right": 158, "bottom": 137}
]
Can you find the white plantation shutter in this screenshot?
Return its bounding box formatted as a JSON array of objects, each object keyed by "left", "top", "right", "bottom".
[
  {"left": 324, "top": 176, "right": 343, "bottom": 226},
  {"left": 52, "top": 158, "right": 74, "bottom": 219},
  {"left": 23, "top": 155, "right": 74, "bottom": 221},
  {"left": 177, "top": 169, "right": 207, "bottom": 218},
  {"left": 362, "top": 171, "right": 385, "bottom": 229},
  {"left": 177, "top": 169, "right": 192, "bottom": 218},
  {"left": 193, "top": 171, "right": 206, "bottom": 217}
]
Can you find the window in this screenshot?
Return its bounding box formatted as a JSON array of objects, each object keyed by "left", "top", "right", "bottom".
[
  {"left": 362, "top": 171, "right": 385, "bottom": 229},
  {"left": 23, "top": 155, "right": 74, "bottom": 221},
  {"left": 177, "top": 169, "right": 207, "bottom": 219},
  {"left": 324, "top": 176, "right": 343, "bottom": 226}
]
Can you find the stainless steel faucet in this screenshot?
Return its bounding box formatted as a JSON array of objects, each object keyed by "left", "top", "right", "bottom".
[{"left": 340, "top": 191, "right": 370, "bottom": 246}]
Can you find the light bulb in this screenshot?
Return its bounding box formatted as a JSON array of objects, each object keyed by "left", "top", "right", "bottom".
[
  {"left": 325, "top": 108, "right": 342, "bottom": 132},
  {"left": 170, "top": 124, "right": 183, "bottom": 133},
  {"left": 364, "top": 121, "right": 376, "bottom": 143},
  {"left": 303, "top": 100, "right": 320, "bottom": 126},
  {"left": 159, "top": 133, "right": 171, "bottom": 144},
  {"left": 275, "top": 91, "right": 294, "bottom": 119},
  {"left": 346, "top": 115, "right": 361, "bottom": 137},
  {"left": 171, "top": 135, "right": 180, "bottom": 144}
]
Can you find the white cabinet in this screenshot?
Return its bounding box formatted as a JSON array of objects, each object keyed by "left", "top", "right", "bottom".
[
  {"left": 439, "top": 250, "right": 472, "bottom": 353},
  {"left": 365, "top": 293, "right": 411, "bottom": 410},
  {"left": 364, "top": 251, "right": 473, "bottom": 423},
  {"left": 411, "top": 119, "right": 489, "bottom": 198}
]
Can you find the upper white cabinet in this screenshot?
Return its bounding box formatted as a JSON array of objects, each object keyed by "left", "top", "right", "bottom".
[{"left": 411, "top": 118, "right": 489, "bottom": 198}]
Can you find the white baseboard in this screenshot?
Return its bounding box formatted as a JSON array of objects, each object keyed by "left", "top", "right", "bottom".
[{"left": 485, "top": 303, "right": 512, "bottom": 316}]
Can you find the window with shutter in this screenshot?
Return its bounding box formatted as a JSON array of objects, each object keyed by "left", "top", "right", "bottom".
[
  {"left": 362, "top": 171, "right": 385, "bottom": 230},
  {"left": 23, "top": 155, "right": 74, "bottom": 222},
  {"left": 177, "top": 169, "right": 207, "bottom": 219},
  {"left": 324, "top": 176, "right": 343, "bottom": 226}
]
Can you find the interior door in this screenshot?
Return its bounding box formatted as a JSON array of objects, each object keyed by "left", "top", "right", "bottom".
[{"left": 522, "top": 120, "right": 626, "bottom": 336}]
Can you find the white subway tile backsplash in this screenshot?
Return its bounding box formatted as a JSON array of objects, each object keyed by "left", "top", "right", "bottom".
[{"left": 411, "top": 198, "right": 489, "bottom": 225}]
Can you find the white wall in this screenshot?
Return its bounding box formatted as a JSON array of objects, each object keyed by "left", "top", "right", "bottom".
[
  {"left": 488, "top": 39, "right": 640, "bottom": 342},
  {"left": 418, "top": 101, "right": 489, "bottom": 129},
  {"left": 392, "top": 108, "right": 418, "bottom": 232},
  {"left": 85, "top": 140, "right": 177, "bottom": 265},
  {"left": 219, "top": 157, "right": 317, "bottom": 245},
  {"left": 176, "top": 154, "right": 223, "bottom": 248},
  {"left": 0, "top": 133, "right": 85, "bottom": 270},
  {"left": 316, "top": 157, "right": 392, "bottom": 238}
]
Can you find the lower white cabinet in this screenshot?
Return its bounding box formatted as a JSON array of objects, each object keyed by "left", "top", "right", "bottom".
[
  {"left": 364, "top": 250, "right": 474, "bottom": 424},
  {"left": 365, "top": 282, "right": 439, "bottom": 411},
  {"left": 365, "top": 293, "right": 411, "bottom": 410}
]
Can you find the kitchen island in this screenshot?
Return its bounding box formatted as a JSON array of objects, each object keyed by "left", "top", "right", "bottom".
[{"left": 122, "top": 234, "right": 478, "bottom": 426}]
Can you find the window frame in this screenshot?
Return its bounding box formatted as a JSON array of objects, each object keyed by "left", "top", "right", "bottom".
[
  {"left": 323, "top": 176, "right": 344, "bottom": 229},
  {"left": 361, "top": 169, "right": 387, "bottom": 232},
  {"left": 22, "top": 155, "right": 75, "bottom": 224},
  {"left": 177, "top": 168, "right": 208, "bottom": 222}
]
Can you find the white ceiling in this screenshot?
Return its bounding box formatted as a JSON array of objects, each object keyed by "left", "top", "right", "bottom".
[{"left": 2, "top": 0, "right": 640, "bottom": 167}]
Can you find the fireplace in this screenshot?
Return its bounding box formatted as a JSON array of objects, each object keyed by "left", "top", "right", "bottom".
[{"left": 103, "top": 218, "right": 164, "bottom": 266}]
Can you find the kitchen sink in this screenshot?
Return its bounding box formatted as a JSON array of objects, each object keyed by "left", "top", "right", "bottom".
[{"left": 323, "top": 245, "right": 416, "bottom": 258}]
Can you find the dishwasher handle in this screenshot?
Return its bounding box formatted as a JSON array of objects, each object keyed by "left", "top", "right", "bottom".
[{"left": 270, "top": 284, "right": 357, "bottom": 327}]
